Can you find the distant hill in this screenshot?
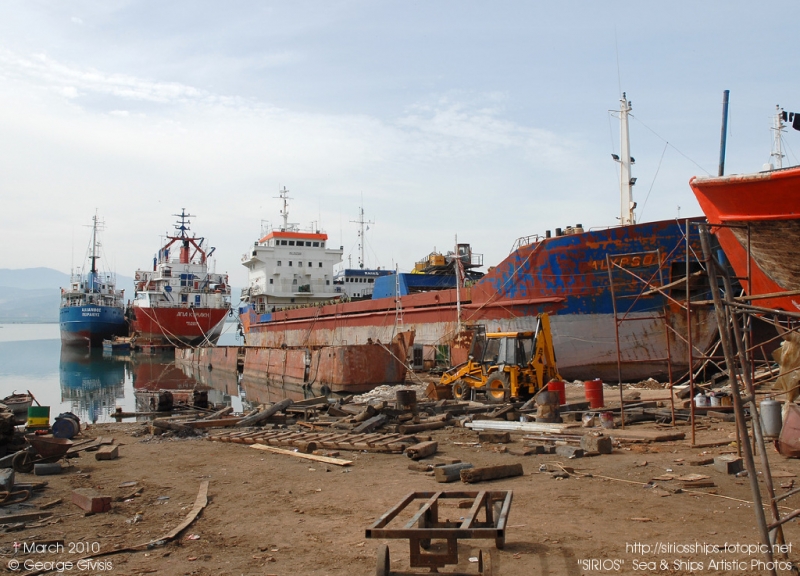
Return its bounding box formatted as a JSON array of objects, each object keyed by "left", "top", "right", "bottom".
[
  {"left": 0, "top": 267, "right": 70, "bottom": 290},
  {"left": 0, "top": 267, "right": 134, "bottom": 323},
  {"left": 0, "top": 267, "right": 239, "bottom": 323}
]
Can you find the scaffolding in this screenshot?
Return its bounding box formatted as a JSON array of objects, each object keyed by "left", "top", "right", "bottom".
[
  {"left": 605, "top": 220, "right": 719, "bottom": 438},
  {"left": 608, "top": 219, "right": 800, "bottom": 573}
]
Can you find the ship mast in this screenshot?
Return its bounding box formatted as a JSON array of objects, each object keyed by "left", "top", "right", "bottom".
[
  {"left": 89, "top": 212, "right": 99, "bottom": 276},
  {"left": 771, "top": 105, "right": 786, "bottom": 169},
  {"left": 350, "top": 203, "right": 374, "bottom": 270},
  {"left": 618, "top": 93, "right": 636, "bottom": 226},
  {"left": 276, "top": 186, "right": 292, "bottom": 231}
]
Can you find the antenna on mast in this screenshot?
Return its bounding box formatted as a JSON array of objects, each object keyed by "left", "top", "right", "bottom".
[
  {"left": 276, "top": 187, "right": 292, "bottom": 231},
  {"left": 614, "top": 93, "right": 636, "bottom": 226},
  {"left": 770, "top": 105, "right": 786, "bottom": 170},
  {"left": 350, "top": 200, "right": 374, "bottom": 270}
]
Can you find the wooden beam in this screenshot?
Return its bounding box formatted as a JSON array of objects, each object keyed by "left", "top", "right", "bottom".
[{"left": 250, "top": 444, "right": 353, "bottom": 466}]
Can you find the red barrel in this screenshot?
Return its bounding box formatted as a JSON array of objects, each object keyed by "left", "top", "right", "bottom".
[
  {"left": 584, "top": 378, "right": 604, "bottom": 409},
  {"left": 546, "top": 380, "right": 566, "bottom": 405}
]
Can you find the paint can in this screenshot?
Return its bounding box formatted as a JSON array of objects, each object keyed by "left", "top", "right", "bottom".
[
  {"left": 546, "top": 380, "right": 566, "bottom": 405},
  {"left": 599, "top": 411, "right": 615, "bottom": 429},
  {"left": 535, "top": 390, "right": 561, "bottom": 423},
  {"left": 694, "top": 393, "right": 709, "bottom": 408},
  {"left": 760, "top": 399, "right": 783, "bottom": 439},
  {"left": 584, "top": 379, "right": 604, "bottom": 409},
  {"left": 396, "top": 389, "right": 418, "bottom": 414},
  {"left": 709, "top": 393, "right": 721, "bottom": 407}
]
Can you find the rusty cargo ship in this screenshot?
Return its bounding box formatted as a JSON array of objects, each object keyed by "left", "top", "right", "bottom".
[{"left": 237, "top": 95, "right": 719, "bottom": 383}]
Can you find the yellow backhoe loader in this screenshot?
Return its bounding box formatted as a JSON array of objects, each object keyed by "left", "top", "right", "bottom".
[{"left": 440, "top": 313, "right": 560, "bottom": 403}]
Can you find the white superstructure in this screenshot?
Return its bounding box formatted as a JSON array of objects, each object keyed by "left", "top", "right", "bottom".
[{"left": 241, "top": 188, "right": 344, "bottom": 313}]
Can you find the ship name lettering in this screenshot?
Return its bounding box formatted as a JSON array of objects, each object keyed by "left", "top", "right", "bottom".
[{"left": 588, "top": 253, "right": 661, "bottom": 271}]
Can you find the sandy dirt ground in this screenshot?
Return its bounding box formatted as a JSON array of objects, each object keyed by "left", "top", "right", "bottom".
[{"left": 3, "top": 385, "right": 800, "bottom": 576}]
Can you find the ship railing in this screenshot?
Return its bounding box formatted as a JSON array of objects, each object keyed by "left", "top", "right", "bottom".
[{"left": 510, "top": 234, "right": 545, "bottom": 252}]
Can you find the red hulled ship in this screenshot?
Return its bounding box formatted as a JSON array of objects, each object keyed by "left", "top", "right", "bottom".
[
  {"left": 690, "top": 108, "right": 800, "bottom": 313},
  {"left": 130, "top": 210, "right": 231, "bottom": 347}
]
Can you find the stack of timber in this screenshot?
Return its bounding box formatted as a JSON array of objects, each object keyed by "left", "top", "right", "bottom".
[{"left": 207, "top": 429, "right": 421, "bottom": 453}]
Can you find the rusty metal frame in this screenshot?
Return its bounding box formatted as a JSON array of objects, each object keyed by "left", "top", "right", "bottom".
[{"left": 366, "top": 490, "right": 512, "bottom": 570}]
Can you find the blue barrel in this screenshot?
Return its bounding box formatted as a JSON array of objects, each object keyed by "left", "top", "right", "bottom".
[{"left": 52, "top": 413, "right": 80, "bottom": 439}]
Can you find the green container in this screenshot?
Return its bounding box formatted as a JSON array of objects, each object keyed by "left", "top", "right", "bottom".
[{"left": 27, "top": 406, "right": 50, "bottom": 429}]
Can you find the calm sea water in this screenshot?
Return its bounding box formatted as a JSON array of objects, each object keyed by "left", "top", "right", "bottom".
[{"left": 0, "top": 323, "right": 243, "bottom": 424}]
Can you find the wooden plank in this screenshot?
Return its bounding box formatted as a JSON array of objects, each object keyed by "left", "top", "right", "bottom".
[
  {"left": 465, "top": 421, "right": 577, "bottom": 434},
  {"left": 184, "top": 417, "right": 243, "bottom": 429},
  {"left": 250, "top": 444, "right": 353, "bottom": 466},
  {"left": 0, "top": 511, "right": 53, "bottom": 523},
  {"left": 161, "top": 480, "right": 209, "bottom": 541}
]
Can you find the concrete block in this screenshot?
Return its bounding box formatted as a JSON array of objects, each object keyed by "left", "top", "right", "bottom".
[
  {"left": 95, "top": 445, "right": 119, "bottom": 461},
  {"left": 0, "top": 468, "right": 14, "bottom": 491},
  {"left": 478, "top": 431, "right": 511, "bottom": 444},
  {"left": 434, "top": 456, "right": 461, "bottom": 465},
  {"left": 580, "top": 435, "right": 613, "bottom": 454},
  {"left": 71, "top": 489, "right": 111, "bottom": 513},
  {"left": 714, "top": 455, "right": 743, "bottom": 475},
  {"left": 435, "top": 463, "right": 474, "bottom": 483},
  {"left": 555, "top": 445, "right": 584, "bottom": 458},
  {"left": 509, "top": 446, "right": 544, "bottom": 456}
]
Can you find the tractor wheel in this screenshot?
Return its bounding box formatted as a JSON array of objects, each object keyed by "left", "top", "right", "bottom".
[
  {"left": 485, "top": 373, "right": 510, "bottom": 403},
  {"left": 452, "top": 380, "right": 470, "bottom": 400}
]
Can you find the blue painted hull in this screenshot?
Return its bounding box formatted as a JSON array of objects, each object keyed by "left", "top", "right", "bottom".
[{"left": 60, "top": 305, "right": 127, "bottom": 347}]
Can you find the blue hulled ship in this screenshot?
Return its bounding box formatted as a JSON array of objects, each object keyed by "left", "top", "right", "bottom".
[{"left": 60, "top": 214, "right": 127, "bottom": 347}]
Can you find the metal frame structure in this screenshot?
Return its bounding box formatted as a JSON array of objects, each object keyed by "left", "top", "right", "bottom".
[{"left": 365, "top": 490, "right": 512, "bottom": 575}]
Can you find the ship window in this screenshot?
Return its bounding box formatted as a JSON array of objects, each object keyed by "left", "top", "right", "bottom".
[
  {"left": 306, "top": 241, "right": 312, "bottom": 246},
  {"left": 308, "top": 262, "right": 312, "bottom": 267},
  {"left": 289, "top": 261, "right": 293, "bottom": 266},
  {"left": 318, "top": 262, "right": 322, "bottom": 267},
  {"left": 292, "top": 279, "right": 297, "bottom": 285},
  {"left": 298, "top": 261, "right": 303, "bottom": 267},
  {"left": 280, "top": 240, "right": 287, "bottom": 246},
  {"left": 326, "top": 280, "right": 330, "bottom": 285},
  {"left": 313, "top": 242, "right": 319, "bottom": 247},
  {"left": 181, "top": 294, "right": 188, "bottom": 303},
  {"left": 269, "top": 279, "right": 274, "bottom": 284},
  {"left": 368, "top": 278, "right": 374, "bottom": 283},
  {"left": 195, "top": 295, "right": 201, "bottom": 305},
  {"left": 288, "top": 240, "right": 295, "bottom": 246},
  {"left": 277, "top": 261, "right": 282, "bottom": 266},
  {"left": 321, "top": 242, "right": 325, "bottom": 248}
]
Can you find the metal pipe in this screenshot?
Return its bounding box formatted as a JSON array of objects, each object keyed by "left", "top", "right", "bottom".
[
  {"left": 699, "top": 224, "right": 776, "bottom": 575},
  {"left": 718, "top": 90, "right": 730, "bottom": 177}
]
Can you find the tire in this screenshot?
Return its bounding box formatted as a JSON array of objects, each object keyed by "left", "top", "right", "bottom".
[
  {"left": 452, "top": 380, "right": 470, "bottom": 400},
  {"left": 479, "top": 549, "right": 493, "bottom": 576},
  {"left": 376, "top": 543, "right": 390, "bottom": 576},
  {"left": 492, "top": 501, "right": 505, "bottom": 549},
  {"left": 485, "top": 372, "right": 510, "bottom": 403},
  {"left": 12, "top": 450, "right": 35, "bottom": 474}
]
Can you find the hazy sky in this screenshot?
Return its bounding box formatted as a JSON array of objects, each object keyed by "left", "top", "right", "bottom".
[{"left": 1, "top": 1, "right": 798, "bottom": 287}]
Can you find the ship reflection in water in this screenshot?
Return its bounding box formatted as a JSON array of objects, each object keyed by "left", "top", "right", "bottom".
[
  {"left": 131, "top": 354, "right": 239, "bottom": 413},
  {"left": 61, "top": 346, "right": 309, "bottom": 421},
  {"left": 59, "top": 347, "right": 127, "bottom": 424}
]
